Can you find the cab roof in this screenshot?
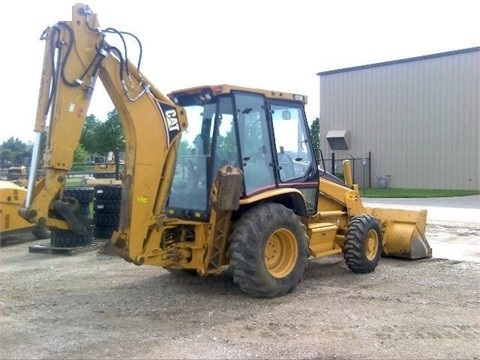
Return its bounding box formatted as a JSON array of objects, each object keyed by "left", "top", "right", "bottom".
[{"left": 168, "top": 84, "right": 308, "bottom": 105}]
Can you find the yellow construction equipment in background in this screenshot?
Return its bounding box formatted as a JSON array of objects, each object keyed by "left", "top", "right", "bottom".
[
  {"left": 20, "top": 3, "right": 431, "bottom": 297},
  {"left": 0, "top": 181, "right": 50, "bottom": 244}
]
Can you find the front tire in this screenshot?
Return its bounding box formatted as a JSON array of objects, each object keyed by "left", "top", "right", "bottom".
[
  {"left": 343, "top": 214, "right": 383, "bottom": 273},
  {"left": 228, "top": 203, "right": 309, "bottom": 298}
]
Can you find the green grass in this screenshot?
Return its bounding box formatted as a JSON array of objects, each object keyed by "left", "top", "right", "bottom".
[
  {"left": 65, "top": 178, "right": 84, "bottom": 187},
  {"left": 67, "top": 175, "right": 478, "bottom": 200},
  {"left": 361, "top": 188, "right": 479, "bottom": 198}
]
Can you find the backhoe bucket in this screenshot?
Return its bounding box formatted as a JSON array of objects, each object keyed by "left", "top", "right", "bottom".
[{"left": 367, "top": 207, "right": 432, "bottom": 259}]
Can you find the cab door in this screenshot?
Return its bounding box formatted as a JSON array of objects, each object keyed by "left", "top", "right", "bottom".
[
  {"left": 269, "top": 100, "right": 319, "bottom": 214},
  {"left": 234, "top": 92, "right": 275, "bottom": 195}
]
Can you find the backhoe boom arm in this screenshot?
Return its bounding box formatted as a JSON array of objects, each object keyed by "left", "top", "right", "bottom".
[{"left": 20, "top": 4, "right": 187, "bottom": 262}]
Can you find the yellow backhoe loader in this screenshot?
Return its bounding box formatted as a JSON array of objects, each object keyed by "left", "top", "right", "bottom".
[
  {"left": 91, "top": 151, "right": 124, "bottom": 179},
  {"left": 20, "top": 4, "right": 431, "bottom": 297},
  {"left": 1, "top": 180, "right": 50, "bottom": 244}
]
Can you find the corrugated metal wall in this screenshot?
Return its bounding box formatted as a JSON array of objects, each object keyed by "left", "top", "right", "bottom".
[{"left": 318, "top": 48, "right": 479, "bottom": 190}]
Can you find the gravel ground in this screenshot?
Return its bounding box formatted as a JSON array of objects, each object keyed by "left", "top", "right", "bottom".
[{"left": 1, "top": 220, "right": 479, "bottom": 360}]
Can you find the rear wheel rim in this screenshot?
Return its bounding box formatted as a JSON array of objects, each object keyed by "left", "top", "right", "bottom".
[
  {"left": 365, "top": 229, "right": 379, "bottom": 260},
  {"left": 264, "top": 228, "right": 298, "bottom": 278}
]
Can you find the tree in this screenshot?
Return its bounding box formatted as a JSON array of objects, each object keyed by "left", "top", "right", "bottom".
[
  {"left": 39, "top": 129, "right": 48, "bottom": 158},
  {"left": 72, "top": 144, "right": 89, "bottom": 170},
  {"left": 96, "top": 110, "right": 125, "bottom": 154},
  {"left": 80, "top": 114, "right": 102, "bottom": 153},
  {"left": 216, "top": 126, "right": 237, "bottom": 161},
  {"left": 0, "top": 137, "right": 30, "bottom": 165},
  {"left": 178, "top": 139, "right": 192, "bottom": 156},
  {"left": 309, "top": 117, "right": 321, "bottom": 160},
  {"left": 79, "top": 110, "right": 125, "bottom": 156},
  {"left": 0, "top": 147, "right": 14, "bottom": 165}
]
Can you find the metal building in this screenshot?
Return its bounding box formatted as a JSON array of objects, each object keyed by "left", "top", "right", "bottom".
[{"left": 317, "top": 47, "right": 479, "bottom": 191}]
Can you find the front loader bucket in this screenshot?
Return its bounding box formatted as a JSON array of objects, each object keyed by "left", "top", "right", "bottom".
[{"left": 367, "top": 207, "right": 432, "bottom": 260}]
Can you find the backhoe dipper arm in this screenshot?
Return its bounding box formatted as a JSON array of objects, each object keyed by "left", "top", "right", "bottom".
[{"left": 20, "top": 4, "right": 187, "bottom": 261}]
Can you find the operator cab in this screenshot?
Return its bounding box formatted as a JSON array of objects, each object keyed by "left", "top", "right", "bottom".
[{"left": 167, "top": 85, "right": 319, "bottom": 220}]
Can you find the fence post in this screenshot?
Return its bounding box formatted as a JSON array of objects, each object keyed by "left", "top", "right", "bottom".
[
  {"left": 331, "top": 152, "right": 335, "bottom": 175},
  {"left": 368, "top": 151, "right": 372, "bottom": 188}
]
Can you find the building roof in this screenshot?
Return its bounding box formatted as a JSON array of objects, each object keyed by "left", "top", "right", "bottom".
[{"left": 317, "top": 46, "right": 480, "bottom": 76}]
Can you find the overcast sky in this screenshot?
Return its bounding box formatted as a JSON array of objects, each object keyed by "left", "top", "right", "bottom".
[{"left": 1, "top": 0, "right": 478, "bottom": 143}]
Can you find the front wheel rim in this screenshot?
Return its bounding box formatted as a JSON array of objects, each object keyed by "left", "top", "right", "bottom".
[{"left": 365, "top": 229, "right": 379, "bottom": 260}]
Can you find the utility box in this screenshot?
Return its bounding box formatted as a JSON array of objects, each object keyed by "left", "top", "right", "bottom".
[{"left": 326, "top": 130, "right": 350, "bottom": 151}]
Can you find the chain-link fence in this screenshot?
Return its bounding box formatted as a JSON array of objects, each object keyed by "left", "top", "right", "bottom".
[{"left": 321, "top": 152, "right": 372, "bottom": 189}]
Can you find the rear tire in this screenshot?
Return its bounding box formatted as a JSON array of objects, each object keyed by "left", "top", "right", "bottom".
[
  {"left": 228, "top": 203, "right": 309, "bottom": 298},
  {"left": 343, "top": 214, "right": 383, "bottom": 273}
]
